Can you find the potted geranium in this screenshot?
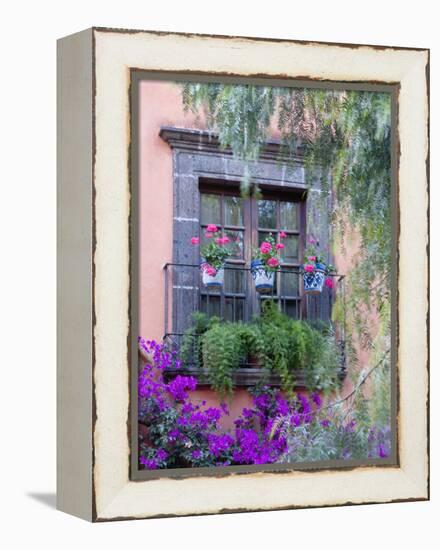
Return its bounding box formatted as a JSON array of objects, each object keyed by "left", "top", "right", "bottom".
[
  {"left": 302, "top": 236, "right": 336, "bottom": 294},
  {"left": 190, "top": 224, "right": 231, "bottom": 287},
  {"left": 250, "top": 233, "right": 284, "bottom": 293}
]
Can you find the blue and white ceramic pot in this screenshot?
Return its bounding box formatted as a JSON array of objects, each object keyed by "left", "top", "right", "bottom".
[
  {"left": 303, "top": 265, "right": 326, "bottom": 294},
  {"left": 201, "top": 264, "right": 224, "bottom": 287},
  {"left": 251, "top": 259, "right": 275, "bottom": 293}
]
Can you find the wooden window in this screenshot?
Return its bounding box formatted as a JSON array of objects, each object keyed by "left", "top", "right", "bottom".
[
  {"left": 255, "top": 196, "right": 303, "bottom": 318},
  {"left": 199, "top": 187, "right": 248, "bottom": 321},
  {"left": 199, "top": 182, "right": 306, "bottom": 321}
]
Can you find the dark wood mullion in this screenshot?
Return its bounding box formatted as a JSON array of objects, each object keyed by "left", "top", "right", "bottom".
[
  {"left": 299, "top": 197, "right": 307, "bottom": 320},
  {"left": 223, "top": 224, "right": 245, "bottom": 231},
  {"left": 249, "top": 195, "right": 260, "bottom": 319},
  {"left": 222, "top": 192, "right": 248, "bottom": 321},
  {"left": 242, "top": 195, "right": 252, "bottom": 322},
  {"left": 219, "top": 193, "right": 226, "bottom": 319},
  {"left": 275, "top": 199, "right": 281, "bottom": 309}
]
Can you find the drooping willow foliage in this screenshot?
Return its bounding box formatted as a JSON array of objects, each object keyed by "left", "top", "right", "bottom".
[{"left": 181, "top": 83, "right": 392, "bottom": 386}]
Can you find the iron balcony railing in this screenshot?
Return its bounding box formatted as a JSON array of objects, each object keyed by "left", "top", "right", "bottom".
[
  {"left": 162, "top": 263, "right": 347, "bottom": 386},
  {"left": 164, "top": 262, "right": 345, "bottom": 333}
]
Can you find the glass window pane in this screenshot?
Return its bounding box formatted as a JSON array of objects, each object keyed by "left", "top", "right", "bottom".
[
  {"left": 225, "top": 229, "right": 244, "bottom": 259},
  {"left": 200, "top": 295, "right": 221, "bottom": 317},
  {"left": 282, "top": 235, "right": 299, "bottom": 261},
  {"left": 225, "top": 297, "right": 244, "bottom": 323},
  {"left": 283, "top": 300, "right": 300, "bottom": 320},
  {"left": 258, "top": 199, "right": 277, "bottom": 229},
  {"left": 201, "top": 193, "right": 221, "bottom": 225},
  {"left": 258, "top": 231, "right": 273, "bottom": 246},
  {"left": 224, "top": 268, "right": 245, "bottom": 294},
  {"left": 281, "top": 269, "right": 299, "bottom": 296},
  {"left": 280, "top": 201, "right": 298, "bottom": 230},
  {"left": 224, "top": 196, "right": 243, "bottom": 227}
]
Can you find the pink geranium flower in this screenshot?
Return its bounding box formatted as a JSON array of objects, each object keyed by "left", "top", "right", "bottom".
[
  {"left": 325, "top": 277, "right": 334, "bottom": 289},
  {"left": 205, "top": 232, "right": 214, "bottom": 239},
  {"left": 304, "top": 264, "right": 314, "bottom": 273},
  {"left": 275, "top": 243, "right": 285, "bottom": 250},
  {"left": 191, "top": 237, "right": 200, "bottom": 245},
  {"left": 267, "top": 257, "right": 279, "bottom": 268},
  {"left": 307, "top": 255, "right": 316, "bottom": 261},
  {"left": 260, "top": 242, "right": 272, "bottom": 254},
  {"left": 203, "top": 265, "right": 217, "bottom": 276},
  {"left": 280, "top": 231, "right": 287, "bottom": 239},
  {"left": 215, "top": 236, "right": 230, "bottom": 245},
  {"left": 206, "top": 224, "right": 218, "bottom": 233}
]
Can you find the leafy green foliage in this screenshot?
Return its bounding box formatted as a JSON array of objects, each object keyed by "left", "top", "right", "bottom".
[
  {"left": 183, "top": 306, "right": 341, "bottom": 395},
  {"left": 201, "top": 321, "right": 242, "bottom": 395},
  {"left": 281, "top": 412, "right": 391, "bottom": 462},
  {"left": 181, "top": 312, "right": 219, "bottom": 368},
  {"left": 257, "top": 302, "right": 340, "bottom": 393}
]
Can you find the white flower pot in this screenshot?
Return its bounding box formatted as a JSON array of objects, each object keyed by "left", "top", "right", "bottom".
[
  {"left": 251, "top": 260, "right": 275, "bottom": 293},
  {"left": 202, "top": 267, "right": 224, "bottom": 287}
]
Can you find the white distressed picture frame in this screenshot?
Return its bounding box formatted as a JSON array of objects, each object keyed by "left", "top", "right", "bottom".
[{"left": 57, "top": 27, "right": 429, "bottom": 522}]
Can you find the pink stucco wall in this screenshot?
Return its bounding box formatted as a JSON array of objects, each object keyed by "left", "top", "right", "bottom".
[
  {"left": 139, "top": 80, "right": 201, "bottom": 340},
  {"left": 138, "top": 80, "right": 256, "bottom": 421}
]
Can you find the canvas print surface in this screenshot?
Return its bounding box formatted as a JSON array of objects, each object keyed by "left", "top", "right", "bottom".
[{"left": 135, "top": 79, "right": 396, "bottom": 473}]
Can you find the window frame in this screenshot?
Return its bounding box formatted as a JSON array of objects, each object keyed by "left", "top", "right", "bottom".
[{"left": 199, "top": 180, "right": 307, "bottom": 322}]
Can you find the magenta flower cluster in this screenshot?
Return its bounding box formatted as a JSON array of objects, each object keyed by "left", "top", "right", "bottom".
[
  {"left": 138, "top": 339, "right": 295, "bottom": 469},
  {"left": 138, "top": 338, "right": 391, "bottom": 469}
]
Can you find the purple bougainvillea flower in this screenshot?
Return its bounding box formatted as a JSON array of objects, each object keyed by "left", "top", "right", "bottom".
[
  {"left": 168, "top": 428, "right": 180, "bottom": 441},
  {"left": 204, "top": 407, "right": 222, "bottom": 424},
  {"left": 253, "top": 393, "right": 269, "bottom": 411},
  {"left": 139, "top": 337, "right": 393, "bottom": 469},
  {"left": 140, "top": 456, "right": 158, "bottom": 470},
  {"left": 378, "top": 444, "right": 388, "bottom": 458},
  {"left": 156, "top": 449, "right": 168, "bottom": 462},
  {"left": 297, "top": 393, "right": 311, "bottom": 414},
  {"left": 191, "top": 449, "right": 202, "bottom": 460},
  {"left": 167, "top": 375, "right": 197, "bottom": 401},
  {"left": 181, "top": 402, "right": 195, "bottom": 414},
  {"left": 276, "top": 396, "right": 289, "bottom": 416},
  {"left": 242, "top": 407, "right": 254, "bottom": 419},
  {"left": 311, "top": 392, "right": 322, "bottom": 408},
  {"left": 207, "top": 433, "right": 234, "bottom": 457}
]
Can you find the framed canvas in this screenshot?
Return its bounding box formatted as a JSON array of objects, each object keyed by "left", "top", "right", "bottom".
[{"left": 57, "top": 27, "right": 429, "bottom": 522}]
